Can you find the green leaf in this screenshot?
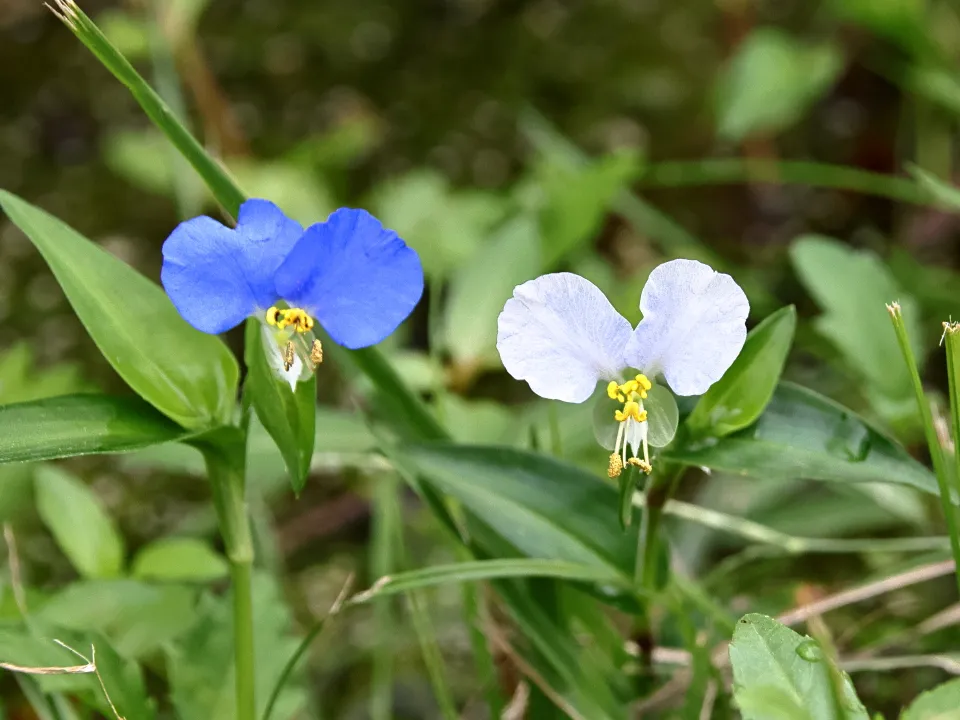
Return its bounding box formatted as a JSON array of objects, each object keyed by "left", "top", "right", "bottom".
[
  {"left": 901, "top": 678, "right": 960, "bottom": 719},
  {"left": 790, "top": 235, "right": 921, "bottom": 423},
  {"left": 243, "top": 322, "right": 316, "bottom": 493},
  {"left": 393, "top": 443, "right": 637, "bottom": 578},
  {"left": 371, "top": 169, "right": 505, "bottom": 278},
  {"left": 907, "top": 163, "right": 960, "bottom": 212},
  {"left": 716, "top": 29, "right": 843, "bottom": 141},
  {"left": 350, "top": 558, "right": 625, "bottom": 604},
  {"left": 538, "top": 149, "right": 641, "bottom": 267},
  {"left": 36, "top": 580, "right": 196, "bottom": 659},
  {"left": 167, "top": 574, "right": 305, "bottom": 720},
  {"left": 687, "top": 306, "right": 796, "bottom": 437},
  {"left": 0, "top": 190, "right": 239, "bottom": 430},
  {"left": 443, "top": 214, "right": 541, "bottom": 367},
  {"left": 730, "top": 614, "right": 868, "bottom": 720},
  {"left": 34, "top": 466, "right": 124, "bottom": 580},
  {"left": 666, "top": 383, "right": 939, "bottom": 496},
  {"left": 131, "top": 538, "right": 228, "bottom": 583},
  {"left": 87, "top": 635, "right": 156, "bottom": 720},
  {"left": 0, "top": 395, "right": 187, "bottom": 465}
]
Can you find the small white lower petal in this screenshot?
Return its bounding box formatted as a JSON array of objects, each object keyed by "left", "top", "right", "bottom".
[{"left": 262, "top": 324, "right": 305, "bottom": 392}]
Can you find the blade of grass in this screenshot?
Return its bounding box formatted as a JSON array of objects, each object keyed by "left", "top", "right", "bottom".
[
  {"left": 942, "top": 323, "right": 960, "bottom": 544},
  {"left": 378, "top": 477, "right": 459, "bottom": 720},
  {"left": 887, "top": 303, "right": 960, "bottom": 597},
  {"left": 370, "top": 475, "right": 398, "bottom": 720}
]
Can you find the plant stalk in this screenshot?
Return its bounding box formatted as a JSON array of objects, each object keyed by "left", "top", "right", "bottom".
[
  {"left": 199, "top": 432, "right": 256, "bottom": 720},
  {"left": 888, "top": 304, "right": 960, "bottom": 598}
]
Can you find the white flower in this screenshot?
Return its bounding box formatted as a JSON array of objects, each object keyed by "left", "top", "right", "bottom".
[{"left": 496, "top": 259, "right": 749, "bottom": 475}]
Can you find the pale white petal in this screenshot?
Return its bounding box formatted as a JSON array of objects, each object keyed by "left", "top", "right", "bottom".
[
  {"left": 623, "top": 259, "right": 749, "bottom": 396},
  {"left": 496, "top": 273, "right": 632, "bottom": 403},
  {"left": 624, "top": 418, "right": 647, "bottom": 457},
  {"left": 262, "top": 325, "right": 305, "bottom": 392}
]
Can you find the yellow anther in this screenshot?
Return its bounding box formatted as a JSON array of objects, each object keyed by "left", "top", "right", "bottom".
[
  {"left": 615, "top": 400, "right": 643, "bottom": 423},
  {"left": 266, "top": 306, "right": 281, "bottom": 326},
  {"left": 627, "top": 457, "right": 653, "bottom": 474},
  {"left": 607, "top": 381, "right": 621, "bottom": 400},
  {"left": 620, "top": 379, "right": 638, "bottom": 395},
  {"left": 310, "top": 339, "right": 323, "bottom": 367},
  {"left": 269, "top": 307, "right": 315, "bottom": 333},
  {"left": 282, "top": 341, "right": 296, "bottom": 372},
  {"left": 607, "top": 453, "right": 623, "bottom": 478},
  {"left": 636, "top": 374, "right": 652, "bottom": 391}
]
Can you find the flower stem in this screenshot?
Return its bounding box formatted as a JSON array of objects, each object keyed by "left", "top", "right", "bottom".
[
  {"left": 888, "top": 304, "right": 960, "bottom": 598},
  {"left": 198, "top": 430, "right": 257, "bottom": 720},
  {"left": 634, "top": 468, "right": 681, "bottom": 589}
]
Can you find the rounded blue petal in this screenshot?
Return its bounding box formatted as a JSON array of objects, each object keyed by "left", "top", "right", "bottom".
[
  {"left": 274, "top": 208, "right": 424, "bottom": 349},
  {"left": 161, "top": 199, "right": 303, "bottom": 334}
]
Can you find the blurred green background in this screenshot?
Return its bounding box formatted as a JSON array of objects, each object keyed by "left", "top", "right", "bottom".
[{"left": 5, "top": 0, "right": 960, "bottom": 717}]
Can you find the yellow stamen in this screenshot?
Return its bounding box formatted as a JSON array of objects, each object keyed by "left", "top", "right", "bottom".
[
  {"left": 607, "top": 381, "right": 621, "bottom": 400},
  {"left": 282, "top": 341, "right": 296, "bottom": 371},
  {"left": 310, "top": 339, "right": 323, "bottom": 366},
  {"left": 607, "top": 453, "right": 623, "bottom": 478},
  {"left": 266, "top": 307, "right": 315, "bottom": 333},
  {"left": 627, "top": 457, "right": 653, "bottom": 474}
]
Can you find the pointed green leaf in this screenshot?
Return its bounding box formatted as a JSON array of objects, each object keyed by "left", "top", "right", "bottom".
[
  {"left": 730, "top": 614, "right": 868, "bottom": 720},
  {"left": 34, "top": 466, "right": 124, "bottom": 579},
  {"left": 132, "top": 538, "right": 228, "bottom": 583},
  {"left": 717, "top": 29, "right": 843, "bottom": 141},
  {"left": 0, "top": 395, "right": 187, "bottom": 465},
  {"left": 243, "top": 322, "right": 316, "bottom": 493},
  {"left": 666, "top": 383, "right": 939, "bottom": 496},
  {"left": 687, "top": 305, "right": 796, "bottom": 437},
  {"left": 393, "top": 443, "right": 637, "bottom": 578},
  {"left": 0, "top": 190, "right": 239, "bottom": 430},
  {"left": 902, "top": 678, "right": 960, "bottom": 719}
]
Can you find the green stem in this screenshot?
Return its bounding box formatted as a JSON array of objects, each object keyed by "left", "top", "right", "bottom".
[
  {"left": 231, "top": 559, "right": 256, "bottom": 720},
  {"left": 637, "top": 159, "right": 930, "bottom": 205},
  {"left": 634, "top": 466, "right": 683, "bottom": 590},
  {"left": 198, "top": 431, "right": 256, "bottom": 720},
  {"left": 888, "top": 304, "right": 960, "bottom": 598}
]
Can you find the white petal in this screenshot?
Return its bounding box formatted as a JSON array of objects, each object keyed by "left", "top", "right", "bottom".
[
  {"left": 624, "top": 418, "right": 647, "bottom": 457},
  {"left": 496, "top": 273, "right": 632, "bottom": 403},
  {"left": 623, "top": 259, "right": 749, "bottom": 396},
  {"left": 262, "top": 325, "right": 305, "bottom": 392}
]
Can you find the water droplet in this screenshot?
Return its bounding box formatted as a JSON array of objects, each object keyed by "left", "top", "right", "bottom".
[{"left": 796, "top": 639, "right": 823, "bottom": 662}]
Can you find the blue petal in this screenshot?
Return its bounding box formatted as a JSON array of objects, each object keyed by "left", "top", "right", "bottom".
[
  {"left": 161, "top": 199, "right": 303, "bottom": 334},
  {"left": 274, "top": 208, "right": 424, "bottom": 349}
]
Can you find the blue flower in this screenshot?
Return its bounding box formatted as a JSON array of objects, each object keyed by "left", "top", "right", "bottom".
[
  {"left": 162, "top": 199, "right": 423, "bottom": 385},
  {"left": 496, "top": 259, "right": 749, "bottom": 475}
]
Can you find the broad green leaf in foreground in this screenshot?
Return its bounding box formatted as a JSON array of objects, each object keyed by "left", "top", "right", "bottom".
[
  {"left": 687, "top": 305, "right": 796, "bottom": 437},
  {"left": 0, "top": 395, "right": 187, "bottom": 465},
  {"left": 730, "top": 614, "right": 868, "bottom": 720},
  {"left": 132, "top": 538, "right": 229, "bottom": 583},
  {"left": 666, "top": 383, "right": 939, "bottom": 496},
  {"left": 243, "top": 322, "right": 316, "bottom": 493},
  {"left": 0, "top": 190, "right": 239, "bottom": 430},
  {"left": 393, "top": 443, "right": 638, "bottom": 578},
  {"left": 34, "top": 466, "right": 125, "bottom": 580},
  {"left": 901, "top": 678, "right": 960, "bottom": 719}
]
